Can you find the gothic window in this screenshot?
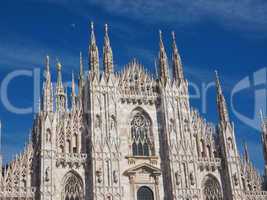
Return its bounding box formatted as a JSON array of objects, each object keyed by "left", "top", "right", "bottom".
[
  {"left": 131, "top": 111, "right": 153, "bottom": 156},
  {"left": 137, "top": 186, "right": 154, "bottom": 200},
  {"left": 202, "top": 176, "right": 222, "bottom": 200},
  {"left": 62, "top": 172, "right": 84, "bottom": 200}
]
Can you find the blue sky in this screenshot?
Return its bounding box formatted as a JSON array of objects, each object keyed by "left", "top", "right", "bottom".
[{"left": 0, "top": 0, "right": 267, "bottom": 172}]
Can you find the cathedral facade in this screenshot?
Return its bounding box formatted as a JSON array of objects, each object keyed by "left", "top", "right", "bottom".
[{"left": 1, "top": 23, "right": 267, "bottom": 200}]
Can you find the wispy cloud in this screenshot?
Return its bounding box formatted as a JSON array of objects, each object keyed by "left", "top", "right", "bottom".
[
  {"left": 43, "top": 0, "right": 267, "bottom": 33},
  {"left": 0, "top": 34, "right": 81, "bottom": 75}
]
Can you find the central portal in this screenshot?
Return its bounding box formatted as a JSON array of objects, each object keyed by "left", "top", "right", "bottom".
[{"left": 137, "top": 186, "right": 154, "bottom": 200}]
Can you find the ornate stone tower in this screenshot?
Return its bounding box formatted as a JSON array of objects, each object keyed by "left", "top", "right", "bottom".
[{"left": 215, "top": 72, "right": 245, "bottom": 200}]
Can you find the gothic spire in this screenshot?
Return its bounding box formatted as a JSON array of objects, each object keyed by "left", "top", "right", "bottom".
[
  {"left": 72, "top": 71, "right": 76, "bottom": 97},
  {"left": 79, "top": 52, "right": 84, "bottom": 96},
  {"left": 215, "top": 71, "right": 229, "bottom": 123},
  {"left": 158, "top": 30, "right": 169, "bottom": 83},
  {"left": 45, "top": 55, "right": 51, "bottom": 83},
  {"left": 171, "top": 31, "right": 184, "bottom": 82},
  {"left": 79, "top": 52, "right": 83, "bottom": 81},
  {"left": 42, "top": 55, "right": 53, "bottom": 112},
  {"left": 89, "top": 22, "right": 100, "bottom": 77},
  {"left": 103, "top": 24, "right": 114, "bottom": 77},
  {"left": 55, "top": 60, "right": 66, "bottom": 112},
  {"left": 71, "top": 71, "right": 76, "bottom": 109}
]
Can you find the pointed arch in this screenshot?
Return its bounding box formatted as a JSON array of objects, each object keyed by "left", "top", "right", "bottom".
[
  {"left": 61, "top": 171, "right": 84, "bottom": 200},
  {"left": 202, "top": 175, "right": 222, "bottom": 200},
  {"left": 130, "top": 107, "right": 154, "bottom": 156}
]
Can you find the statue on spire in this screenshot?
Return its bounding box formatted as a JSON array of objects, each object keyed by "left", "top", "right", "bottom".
[
  {"left": 158, "top": 30, "right": 169, "bottom": 84},
  {"left": 103, "top": 23, "right": 114, "bottom": 78}
]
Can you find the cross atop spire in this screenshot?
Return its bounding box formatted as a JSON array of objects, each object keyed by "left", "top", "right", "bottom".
[
  {"left": 103, "top": 23, "right": 114, "bottom": 77},
  {"left": 171, "top": 31, "right": 184, "bottom": 82},
  {"left": 158, "top": 30, "right": 169, "bottom": 83}
]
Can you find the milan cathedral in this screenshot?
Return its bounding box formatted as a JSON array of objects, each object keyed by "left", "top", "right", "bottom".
[{"left": 1, "top": 23, "right": 267, "bottom": 200}]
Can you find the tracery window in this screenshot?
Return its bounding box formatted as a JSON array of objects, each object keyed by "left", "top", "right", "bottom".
[
  {"left": 131, "top": 111, "right": 153, "bottom": 156},
  {"left": 137, "top": 186, "right": 154, "bottom": 200},
  {"left": 62, "top": 172, "right": 84, "bottom": 200},
  {"left": 203, "top": 176, "right": 222, "bottom": 200}
]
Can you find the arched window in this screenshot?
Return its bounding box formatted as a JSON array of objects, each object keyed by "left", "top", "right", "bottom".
[
  {"left": 137, "top": 186, "right": 154, "bottom": 200},
  {"left": 62, "top": 172, "right": 84, "bottom": 200},
  {"left": 131, "top": 110, "right": 153, "bottom": 156},
  {"left": 203, "top": 176, "right": 222, "bottom": 200}
]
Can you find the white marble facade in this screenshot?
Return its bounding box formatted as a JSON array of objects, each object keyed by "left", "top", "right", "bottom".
[{"left": 1, "top": 23, "right": 267, "bottom": 200}]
